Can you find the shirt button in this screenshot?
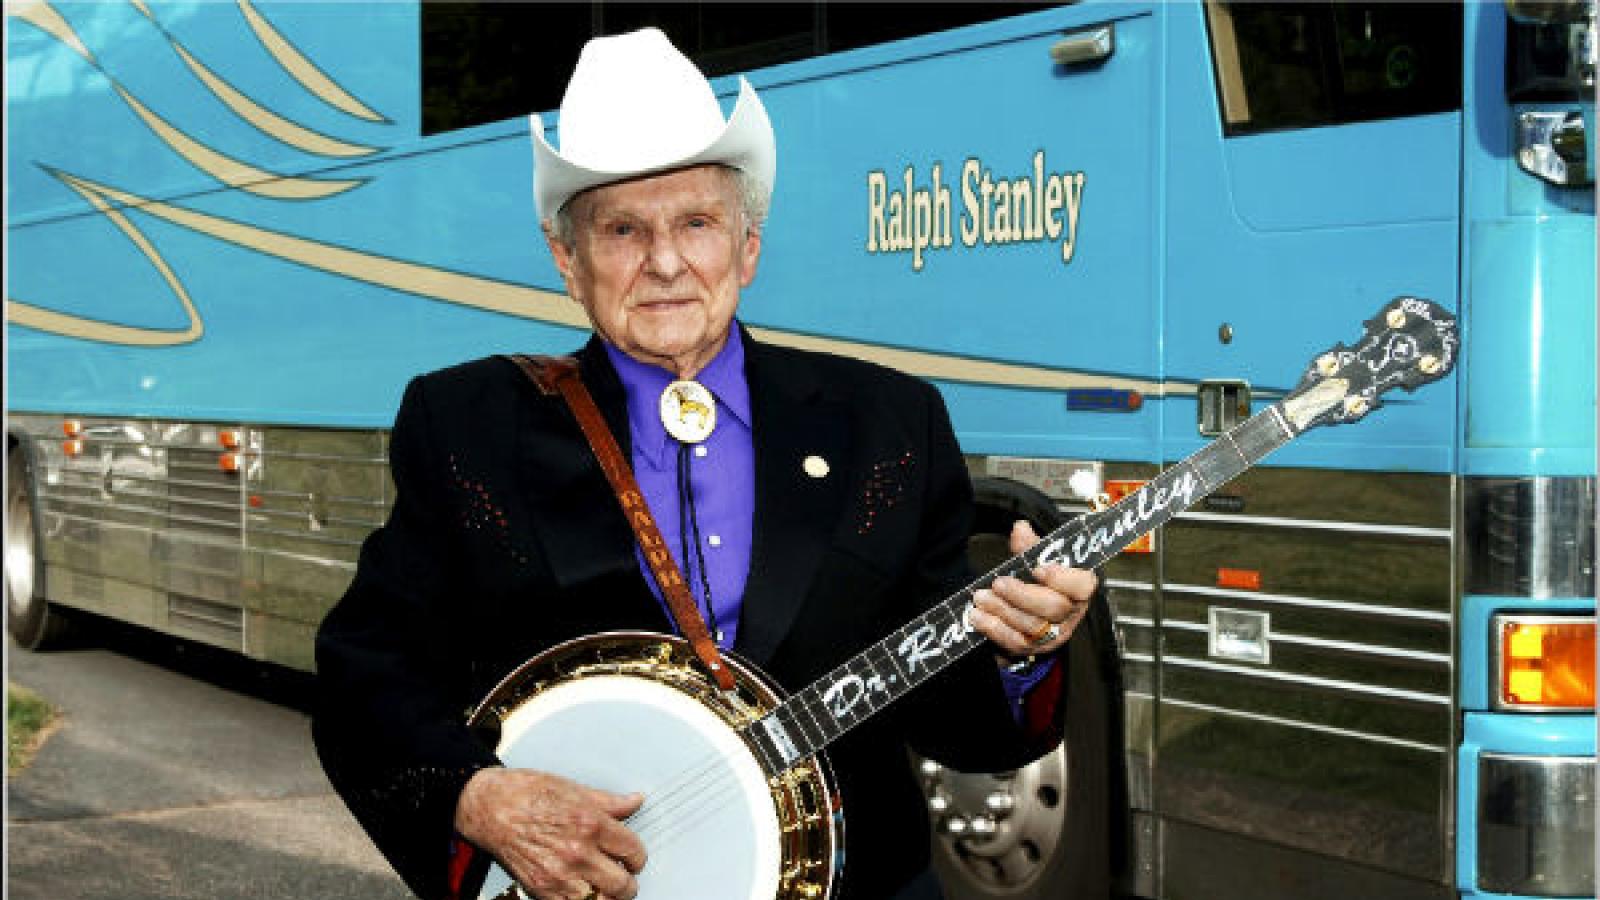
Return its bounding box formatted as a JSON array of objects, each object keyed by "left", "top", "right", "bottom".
[
  {"left": 708, "top": 534, "right": 722, "bottom": 547},
  {"left": 694, "top": 445, "right": 708, "bottom": 458}
]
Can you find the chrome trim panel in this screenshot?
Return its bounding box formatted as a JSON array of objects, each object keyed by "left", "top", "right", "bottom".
[
  {"left": 1125, "top": 692, "right": 1154, "bottom": 807},
  {"left": 168, "top": 592, "right": 244, "bottom": 650},
  {"left": 1161, "top": 818, "right": 1451, "bottom": 900},
  {"left": 1153, "top": 468, "right": 1455, "bottom": 885},
  {"left": 1477, "top": 753, "right": 1595, "bottom": 895},
  {"left": 247, "top": 506, "right": 385, "bottom": 530},
  {"left": 1123, "top": 812, "right": 1157, "bottom": 899},
  {"left": 1464, "top": 477, "right": 1596, "bottom": 597},
  {"left": 246, "top": 524, "right": 367, "bottom": 548},
  {"left": 1163, "top": 582, "right": 1452, "bottom": 624},
  {"left": 1162, "top": 653, "right": 1451, "bottom": 707},
  {"left": 1162, "top": 618, "right": 1452, "bottom": 667},
  {"left": 11, "top": 415, "right": 388, "bottom": 670},
  {"left": 1175, "top": 510, "right": 1451, "bottom": 541},
  {"left": 1105, "top": 577, "right": 1154, "bottom": 592},
  {"left": 1161, "top": 696, "right": 1449, "bottom": 754}
]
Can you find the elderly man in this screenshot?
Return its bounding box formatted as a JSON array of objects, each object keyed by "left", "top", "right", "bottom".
[{"left": 313, "top": 28, "right": 1097, "bottom": 900}]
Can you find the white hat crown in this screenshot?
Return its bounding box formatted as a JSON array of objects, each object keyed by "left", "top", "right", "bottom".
[{"left": 531, "top": 28, "right": 776, "bottom": 221}]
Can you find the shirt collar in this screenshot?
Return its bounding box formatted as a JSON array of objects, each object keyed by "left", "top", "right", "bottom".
[{"left": 603, "top": 322, "right": 752, "bottom": 465}]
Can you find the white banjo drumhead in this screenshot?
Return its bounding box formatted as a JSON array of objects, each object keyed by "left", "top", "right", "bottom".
[{"left": 482, "top": 674, "right": 782, "bottom": 900}]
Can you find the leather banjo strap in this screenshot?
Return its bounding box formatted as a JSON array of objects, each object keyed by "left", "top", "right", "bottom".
[{"left": 505, "top": 353, "right": 738, "bottom": 692}]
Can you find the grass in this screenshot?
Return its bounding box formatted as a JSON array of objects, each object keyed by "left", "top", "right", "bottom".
[{"left": 7, "top": 682, "right": 59, "bottom": 775}]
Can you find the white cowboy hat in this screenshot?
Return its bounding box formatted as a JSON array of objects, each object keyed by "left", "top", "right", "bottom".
[{"left": 531, "top": 27, "right": 776, "bottom": 222}]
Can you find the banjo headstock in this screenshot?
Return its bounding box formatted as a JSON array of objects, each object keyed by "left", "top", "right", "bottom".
[{"left": 1281, "top": 296, "right": 1459, "bottom": 433}]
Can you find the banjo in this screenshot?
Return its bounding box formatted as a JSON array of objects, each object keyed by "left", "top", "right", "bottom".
[{"left": 466, "top": 297, "right": 1458, "bottom": 900}]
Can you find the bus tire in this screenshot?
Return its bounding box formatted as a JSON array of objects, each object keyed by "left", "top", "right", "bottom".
[
  {"left": 923, "top": 477, "right": 1123, "bottom": 900},
  {"left": 7, "top": 441, "right": 69, "bottom": 650}
]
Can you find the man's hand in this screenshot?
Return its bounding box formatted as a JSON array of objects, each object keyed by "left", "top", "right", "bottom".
[
  {"left": 455, "top": 768, "right": 646, "bottom": 900},
  {"left": 968, "top": 520, "right": 1097, "bottom": 658}
]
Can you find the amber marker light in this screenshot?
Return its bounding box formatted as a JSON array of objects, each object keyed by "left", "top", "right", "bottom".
[
  {"left": 1496, "top": 615, "right": 1596, "bottom": 710},
  {"left": 62, "top": 420, "right": 83, "bottom": 438},
  {"left": 1217, "top": 568, "right": 1263, "bottom": 591},
  {"left": 62, "top": 439, "right": 84, "bottom": 458},
  {"left": 219, "top": 452, "right": 243, "bottom": 474},
  {"left": 218, "top": 429, "right": 242, "bottom": 450},
  {"left": 1104, "top": 480, "right": 1154, "bottom": 553}
]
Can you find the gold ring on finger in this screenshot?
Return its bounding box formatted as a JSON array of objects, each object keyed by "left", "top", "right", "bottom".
[{"left": 1027, "top": 619, "right": 1058, "bottom": 645}]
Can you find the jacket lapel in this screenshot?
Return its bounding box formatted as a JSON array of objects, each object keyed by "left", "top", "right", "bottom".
[{"left": 736, "top": 338, "right": 854, "bottom": 666}]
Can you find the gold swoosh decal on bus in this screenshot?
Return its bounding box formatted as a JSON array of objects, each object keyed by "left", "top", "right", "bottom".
[
  {"left": 112, "top": 84, "right": 368, "bottom": 200},
  {"left": 9, "top": 170, "right": 1169, "bottom": 396},
  {"left": 26, "top": 170, "right": 588, "bottom": 331},
  {"left": 238, "top": 0, "right": 388, "bottom": 124},
  {"left": 11, "top": 0, "right": 365, "bottom": 201},
  {"left": 7, "top": 171, "right": 204, "bottom": 347},
  {"left": 5, "top": 0, "right": 93, "bottom": 61},
  {"left": 744, "top": 328, "right": 1168, "bottom": 394},
  {"left": 130, "top": 0, "right": 382, "bottom": 160}
]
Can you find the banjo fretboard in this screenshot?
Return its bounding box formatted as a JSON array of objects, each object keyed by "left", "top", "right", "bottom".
[{"left": 742, "top": 403, "right": 1300, "bottom": 776}]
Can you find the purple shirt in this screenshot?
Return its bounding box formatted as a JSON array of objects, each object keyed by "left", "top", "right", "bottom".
[
  {"left": 604, "top": 325, "right": 754, "bottom": 649},
  {"left": 604, "top": 324, "right": 1052, "bottom": 713}
]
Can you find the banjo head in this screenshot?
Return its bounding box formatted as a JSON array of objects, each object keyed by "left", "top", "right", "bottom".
[{"left": 468, "top": 632, "right": 841, "bottom": 900}]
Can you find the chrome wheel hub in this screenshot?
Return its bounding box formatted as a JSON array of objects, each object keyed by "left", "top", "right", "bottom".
[{"left": 918, "top": 742, "right": 1069, "bottom": 891}]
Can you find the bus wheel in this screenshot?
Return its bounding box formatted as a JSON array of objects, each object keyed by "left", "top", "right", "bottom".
[
  {"left": 921, "top": 477, "right": 1116, "bottom": 900},
  {"left": 7, "top": 444, "right": 68, "bottom": 649}
]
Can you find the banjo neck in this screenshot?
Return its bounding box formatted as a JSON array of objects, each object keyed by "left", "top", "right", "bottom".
[
  {"left": 742, "top": 401, "right": 1300, "bottom": 777},
  {"left": 739, "top": 296, "right": 1456, "bottom": 779}
]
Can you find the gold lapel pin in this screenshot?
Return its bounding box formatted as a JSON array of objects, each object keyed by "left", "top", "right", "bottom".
[{"left": 803, "top": 455, "right": 829, "bottom": 479}]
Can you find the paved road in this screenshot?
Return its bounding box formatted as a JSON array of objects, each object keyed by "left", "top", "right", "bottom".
[{"left": 6, "top": 620, "right": 412, "bottom": 900}]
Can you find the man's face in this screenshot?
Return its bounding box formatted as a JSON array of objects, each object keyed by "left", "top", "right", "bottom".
[{"left": 546, "top": 165, "right": 761, "bottom": 378}]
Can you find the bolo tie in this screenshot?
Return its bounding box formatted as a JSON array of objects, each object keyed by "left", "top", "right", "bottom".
[{"left": 659, "top": 379, "right": 724, "bottom": 645}]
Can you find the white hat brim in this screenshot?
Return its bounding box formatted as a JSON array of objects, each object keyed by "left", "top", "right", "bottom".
[{"left": 532, "top": 77, "right": 775, "bottom": 222}]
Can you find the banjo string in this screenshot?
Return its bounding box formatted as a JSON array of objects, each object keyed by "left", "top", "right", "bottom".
[{"left": 624, "top": 749, "right": 761, "bottom": 843}]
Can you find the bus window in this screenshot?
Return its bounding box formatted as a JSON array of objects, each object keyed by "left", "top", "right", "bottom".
[
  {"left": 421, "top": 2, "right": 1056, "bottom": 136},
  {"left": 1204, "top": 1, "right": 1462, "bottom": 136}
]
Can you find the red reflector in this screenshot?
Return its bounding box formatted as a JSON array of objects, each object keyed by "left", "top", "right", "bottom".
[{"left": 1217, "top": 568, "right": 1262, "bottom": 590}]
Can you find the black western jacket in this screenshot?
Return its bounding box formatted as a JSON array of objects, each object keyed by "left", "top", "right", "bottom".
[{"left": 312, "top": 334, "right": 1044, "bottom": 900}]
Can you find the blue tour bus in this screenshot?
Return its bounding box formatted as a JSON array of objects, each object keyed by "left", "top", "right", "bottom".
[{"left": 6, "top": 3, "right": 1593, "bottom": 898}]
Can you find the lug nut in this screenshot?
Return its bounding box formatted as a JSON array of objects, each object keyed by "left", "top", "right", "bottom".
[{"left": 985, "top": 792, "right": 1016, "bottom": 814}]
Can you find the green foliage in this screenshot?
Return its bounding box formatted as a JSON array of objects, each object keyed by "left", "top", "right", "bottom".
[{"left": 7, "top": 682, "right": 58, "bottom": 774}]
